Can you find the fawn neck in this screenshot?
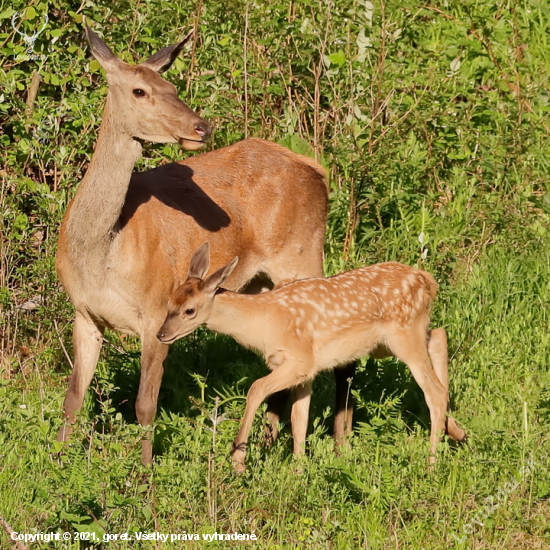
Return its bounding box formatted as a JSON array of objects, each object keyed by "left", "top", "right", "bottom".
[
  {"left": 206, "top": 292, "right": 268, "bottom": 353},
  {"left": 64, "top": 96, "right": 142, "bottom": 265}
]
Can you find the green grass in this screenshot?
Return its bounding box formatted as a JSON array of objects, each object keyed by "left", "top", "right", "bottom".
[
  {"left": 2, "top": 0, "right": 550, "bottom": 547},
  {"left": 1, "top": 242, "right": 549, "bottom": 549}
]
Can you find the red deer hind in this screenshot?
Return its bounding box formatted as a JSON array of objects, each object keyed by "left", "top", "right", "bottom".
[{"left": 56, "top": 23, "right": 353, "bottom": 464}]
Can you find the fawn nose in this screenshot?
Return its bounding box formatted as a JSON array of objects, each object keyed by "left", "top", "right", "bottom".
[
  {"left": 156, "top": 329, "right": 166, "bottom": 341},
  {"left": 194, "top": 121, "right": 212, "bottom": 140}
]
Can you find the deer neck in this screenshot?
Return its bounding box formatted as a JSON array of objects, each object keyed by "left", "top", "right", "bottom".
[
  {"left": 206, "top": 293, "right": 267, "bottom": 353},
  {"left": 64, "top": 96, "right": 142, "bottom": 265}
]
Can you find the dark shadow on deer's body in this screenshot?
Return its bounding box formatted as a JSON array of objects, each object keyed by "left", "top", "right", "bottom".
[{"left": 117, "top": 164, "right": 231, "bottom": 233}]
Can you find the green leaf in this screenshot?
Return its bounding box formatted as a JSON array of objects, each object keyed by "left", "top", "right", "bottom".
[
  {"left": 26, "top": 6, "right": 36, "bottom": 20},
  {"left": 141, "top": 505, "right": 152, "bottom": 521},
  {"left": 328, "top": 51, "right": 346, "bottom": 67},
  {"left": 0, "top": 8, "right": 16, "bottom": 19}
]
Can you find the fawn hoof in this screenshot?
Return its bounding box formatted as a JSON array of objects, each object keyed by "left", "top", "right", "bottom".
[
  {"left": 446, "top": 417, "right": 467, "bottom": 442},
  {"left": 141, "top": 440, "right": 153, "bottom": 466},
  {"left": 263, "top": 424, "right": 278, "bottom": 447}
]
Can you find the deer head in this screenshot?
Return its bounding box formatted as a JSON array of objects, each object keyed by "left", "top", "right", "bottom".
[
  {"left": 157, "top": 242, "right": 239, "bottom": 343},
  {"left": 85, "top": 22, "right": 211, "bottom": 150}
]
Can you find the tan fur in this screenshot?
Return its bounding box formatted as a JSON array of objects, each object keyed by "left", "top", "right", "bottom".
[
  {"left": 55, "top": 27, "right": 329, "bottom": 465},
  {"left": 159, "top": 254, "right": 467, "bottom": 471}
]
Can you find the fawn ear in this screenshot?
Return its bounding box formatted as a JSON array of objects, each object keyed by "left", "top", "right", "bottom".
[
  {"left": 84, "top": 19, "right": 123, "bottom": 73},
  {"left": 203, "top": 257, "right": 239, "bottom": 294},
  {"left": 141, "top": 30, "right": 194, "bottom": 73},
  {"left": 188, "top": 242, "right": 210, "bottom": 280}
]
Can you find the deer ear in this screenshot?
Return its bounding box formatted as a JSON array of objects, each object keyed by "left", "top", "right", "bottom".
[
  {"left": 84, "top": 19, "right": 123, "bottom": 72},
  {"left": 203, "top": 257, "right": 239, "bottom": 294},
  {"left": 141, "top": 30, "right": 194, "bottom": 73},
  {"left": 188, "top": 242, "right": 210, "bottom": 280}
]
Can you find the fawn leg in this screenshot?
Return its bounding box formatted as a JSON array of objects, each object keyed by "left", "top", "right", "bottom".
[
  {"left": 334, "top": 362, "right": 355, "bottom": 449},
  {"left": 265, "top": 390, "right": 290, "bottom": 444},
  {"left": 388, "top": 327, "right": 448, "bottom": 464},
  {"left": 232, "top": 359, "right": 311, "bottom": 472},
  {"left": 290, "top": 380, "right": 313, "bottom": 455},
  {"left": 428, "top": 328, "right": 466, "bottom": 442}
]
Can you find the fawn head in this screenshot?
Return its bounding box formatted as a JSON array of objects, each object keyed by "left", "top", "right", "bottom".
[
  {"left": 157, "top": 243, "right": 239, "bottom": 344},
  {"left": 85, "top": 22, "right": 211, "bottom": 150}
]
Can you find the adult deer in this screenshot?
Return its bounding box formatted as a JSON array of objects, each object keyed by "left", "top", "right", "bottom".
[
  {"left": 56, "top": 24, "right": 352, "bottom": 464},
  {"left": 157, "top": 243, "right": 467, "bottom": 471}
]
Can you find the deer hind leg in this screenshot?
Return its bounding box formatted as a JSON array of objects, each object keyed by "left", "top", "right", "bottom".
[
  {"left": 427, "top": 328, "right": 466, "bottom": 442},
  {"left": 291, "top": 380, "right": 313, "bottom": 455},
  {"left": 334, "top": 362, "right": 355, "bottom": 450},
  {"left": 387, "top": 326, "right": 448, "bottom": 464},
  {"left": 232, "top": 358, "right": 312, "bottom": 472},
  {"left": 136, "top": 327, "right": 169, "bottom": 465},
  {"left": 57, "top": 311, "right": 104, "bottom": 442}
]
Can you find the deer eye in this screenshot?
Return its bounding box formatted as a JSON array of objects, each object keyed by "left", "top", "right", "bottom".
[
  {"left": 185, "top": 308, "right": 195, "bottom": 316},
  {"left": 133, "top": 88, "right": 147, "bottom": 98}
]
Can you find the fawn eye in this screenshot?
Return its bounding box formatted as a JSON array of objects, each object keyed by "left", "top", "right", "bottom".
[
  {"left": 133, "top": 88, "right": 147, "bottom": 98},
  {"left": 185, "top": 308, "right": 195, "bottom": 316}
]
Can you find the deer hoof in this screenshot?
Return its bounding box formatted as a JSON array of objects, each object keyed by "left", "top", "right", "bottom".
[{"left": 446, "top": 417, "right": 467, "bottom": 442}]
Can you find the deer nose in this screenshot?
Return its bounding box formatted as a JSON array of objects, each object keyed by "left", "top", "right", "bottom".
[
  {"left": 156, "top": 329, "right": 166, "bottom": 341},
  {"left": 194, "top": 121, "right": 212, "bottom": 140}
]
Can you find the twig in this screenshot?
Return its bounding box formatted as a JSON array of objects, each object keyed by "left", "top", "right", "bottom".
[
  {"left": 368, "top": 0, "right": 387, "bottom": 154},
  {"left": 243, "top": 4, "right": 249, "bottom": 139},
  {"left": 53, "top": 319, "right": 73, "bottom": 369},
  {"left": 369, "top": 81, "right": 430, "bottom": 151},
  {"left": 0, "top": 516, "right": 31, "bottom": 550},
  {"left": 311, "top": 0, "right": 333, "bottom": 161},
  {"left": 186, "top": 0, "right": 204, "bottom": 94},
  {"left": 127, "top": 0, "right": 142, "bottom": 51},
  {"left": 25, "top": 72, "right": 41, "bottom": 112}
]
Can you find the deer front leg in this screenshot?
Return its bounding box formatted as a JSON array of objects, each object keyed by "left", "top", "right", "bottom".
[
  {"left": 333, "top": 362, "right": 355, "bottom": 449},
  {"left": 136, "top": 329, "right": 169, "bottom": 465},
  {"left": 57, "top": 311, "right": 104, "bottom": 442}
]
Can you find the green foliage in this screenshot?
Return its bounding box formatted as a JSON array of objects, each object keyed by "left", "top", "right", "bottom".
[{"left": 1, "top": 0, "right": 550, "bottom": 548}]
